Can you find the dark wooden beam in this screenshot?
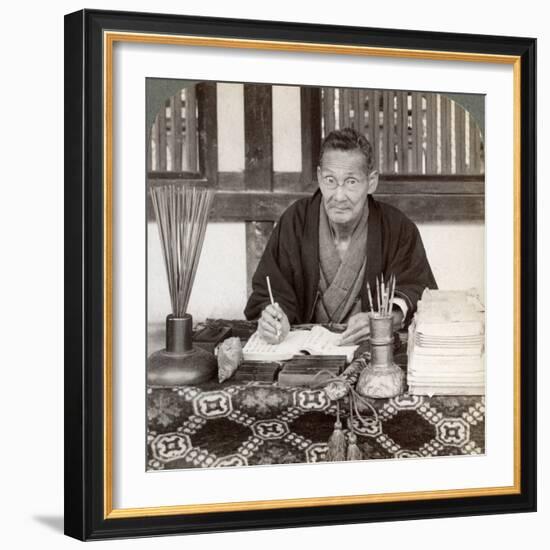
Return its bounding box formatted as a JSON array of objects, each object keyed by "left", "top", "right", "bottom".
[
  {"left": 324, "top": 87, "right": 335, "bottom": 134},
  {"left": 148, "top": 171, "right": 204, "bottom": 180},
  {"left": 243, "top": 84, "right": 274, "bottom": 289},
  {"left": 157, "top": 104, "right": 167, "bottom": 171},
  {"left": 455, "top": 104, "right": 466, "bottom": 174},
  {"left": 441, "top": 95, "right": 452, "bottom": 173},
  {"left": 270, "top": 174, "right": 484, "bottom": 195},
  {"left": 381, "top": 174, "right": 484, "bottom": 182},
  {"left": 218, "top": 171, "right": 245, "bottom": 190},
  {"left": 272, "top": 172, "right": 302, "bottom": 192},
  {"left": 146, "top": 190, "right": 483, "bottom": 223},
  {"left": 212, "top": 192, "right": 308, "bottom": 222},
  {"left": 378, "top": 194, "right": 484, "bottom": 222},
  {"left": 426, "top": 93, "right": 437, "bottom": 174},
  {"left": 376, "top": 179, "right": 484, "bottom": 194},
  {"left": 169, "top": 93, "right": 183, "bottom": 171},
  {"left": 147, "top": 175, "right": 485, "bottom": 223},
  {"left": 244, "top": 84, "right": 273, "bottom": 191},
  {"left": 196, "top": 82, "right": 218, "bottom": 186},
  {"left": 185, "top": 86, "right": 198, "bottom": 172},
  {"left": 300, "top": 87, "right": 321, "bottom": 193},
  {"left": 149, "top": 174, "right": 484, "bottom": 187},
  {"left": 207, "top": 192, "right": 484, "bottom": 223}
]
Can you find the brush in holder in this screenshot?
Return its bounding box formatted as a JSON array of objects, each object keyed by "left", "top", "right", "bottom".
[{"left": 356, "top": 314, "right": 404, "bottom": 398}]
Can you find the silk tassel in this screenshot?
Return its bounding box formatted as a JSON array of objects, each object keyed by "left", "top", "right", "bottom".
[
  {"left": 346, "top": 432, "right": 362, "bottom": 461},
  {"left": 326, "top": 402, "right": 346, "bottom": 462},
  {"left": 346, "top": 397, "right": 363, "bottom": 460}
]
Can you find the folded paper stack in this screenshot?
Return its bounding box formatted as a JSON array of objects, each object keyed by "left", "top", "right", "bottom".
[{"left": 407, "top": 289, "right": 485, "bottom": 396}]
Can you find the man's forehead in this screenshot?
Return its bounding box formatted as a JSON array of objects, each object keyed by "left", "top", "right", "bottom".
[{"left": 320, "top": 149, "right": 368, "bottom": 172}]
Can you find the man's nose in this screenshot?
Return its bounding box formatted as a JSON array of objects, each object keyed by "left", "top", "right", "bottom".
[{"left": 334, "top": 183, "right": 346, "bottom": 201}]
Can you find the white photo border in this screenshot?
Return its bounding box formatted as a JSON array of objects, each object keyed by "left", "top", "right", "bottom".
[{"left": 104, "top": 33, "right": 521, "bottom": 517}]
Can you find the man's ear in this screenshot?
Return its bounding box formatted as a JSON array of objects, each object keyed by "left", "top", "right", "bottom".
[
  {"left": 316, "top": 165, "right": 322, "bottom": 187},
  {"left": 367, "top": 170, "right": 379, "bottom": 194}
]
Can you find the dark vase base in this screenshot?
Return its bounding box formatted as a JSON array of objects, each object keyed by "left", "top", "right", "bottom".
[{"left": 147, "top": 345, "right": 217, "bottom": 386}]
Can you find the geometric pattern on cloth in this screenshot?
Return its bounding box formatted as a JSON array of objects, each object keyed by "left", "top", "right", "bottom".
[{"left": 147, "top": 374, "right": 485, "bottom": 470}]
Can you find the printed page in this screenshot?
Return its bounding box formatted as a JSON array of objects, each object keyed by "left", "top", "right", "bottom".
[
  {"left": 242, "top": 326, "right": 358, "bottom": 362},
  {"left": 242, "top": 330, "right": 310, "bottom": 361}
]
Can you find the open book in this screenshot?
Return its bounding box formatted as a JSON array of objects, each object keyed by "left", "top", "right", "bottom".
[{"left": 242, "top": 325, "right": 358, "bottom": 362}]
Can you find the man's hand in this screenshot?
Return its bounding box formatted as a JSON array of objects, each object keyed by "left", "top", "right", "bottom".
[
  {"left": 340, "top": 312, "right": 371, "bottom": 345},
  {"left": 258, "top": 303, "right": 290, "bottom": 344},
  {"left": 341, "top": 309, "right": 405, "bottom": 345}
]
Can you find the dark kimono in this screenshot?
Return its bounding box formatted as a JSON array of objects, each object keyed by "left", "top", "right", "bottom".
[{"left": 244, "top": 191, "right": 437, "bottom": 326}]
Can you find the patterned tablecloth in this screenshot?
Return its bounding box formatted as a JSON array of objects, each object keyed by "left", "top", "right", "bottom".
[{"left": 147, "top": 376, "right": 485, "bottom": 470}]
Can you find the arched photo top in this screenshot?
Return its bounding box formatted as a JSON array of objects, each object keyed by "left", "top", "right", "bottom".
[{"left": 320, "top": 88, "right": 484, "bottom": 176}]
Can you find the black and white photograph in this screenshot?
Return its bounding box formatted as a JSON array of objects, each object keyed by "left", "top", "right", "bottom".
[
  {"left": 0, "top": 0, "right": 544, "bottom": 545},
  {"left": 146, "top": 79, "right": 486, "bottom": 470}
]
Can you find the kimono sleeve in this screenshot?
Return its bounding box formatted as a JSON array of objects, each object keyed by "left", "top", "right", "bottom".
[{"left": 244, "top": 216, "right": 300, "bottom": 323}]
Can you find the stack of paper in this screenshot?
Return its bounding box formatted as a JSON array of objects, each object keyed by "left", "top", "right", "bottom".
[{"left": 407, "top": 289, "right": 485, "bottom": 396}]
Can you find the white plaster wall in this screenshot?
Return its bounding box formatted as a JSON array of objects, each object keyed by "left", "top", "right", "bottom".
[
  {"left": 272, "top": 85, "right": 302, "bottom": 172},
  {"left": 147, "top": 220, "right": 485, "bottom": 330},
  {"left": 418, "top": 221, "right": 485, "bottom": 303},
  {"left": 216, "top": 83, "right": 245, "bottom": 171}
]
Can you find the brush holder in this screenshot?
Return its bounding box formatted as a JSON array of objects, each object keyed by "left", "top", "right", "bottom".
[
  {"left": 356, "top": 314, "right": 404, "bottom": 398},
  {"left": 147, "top": 314, "right": 217, "bottom": 386}
]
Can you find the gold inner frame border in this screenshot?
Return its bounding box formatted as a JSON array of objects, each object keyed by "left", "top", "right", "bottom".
[{"left": 102, "top": 30, "right": 522, "bottom": 519}]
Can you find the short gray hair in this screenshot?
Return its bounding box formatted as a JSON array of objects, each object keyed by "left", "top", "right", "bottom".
[{"left": 319, "top": 128, "right": 375, "bottom": 173}]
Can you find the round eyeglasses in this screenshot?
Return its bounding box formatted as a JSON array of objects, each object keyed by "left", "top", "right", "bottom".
[{"left": 321, "top": 176, "right": 367, "bottom": 191}]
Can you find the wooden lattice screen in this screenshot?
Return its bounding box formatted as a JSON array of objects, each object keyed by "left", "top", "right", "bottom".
[
  {"left": 149, "top": 85, "right": 484, "bottom": 178},
  {"left": 322, "top": 89, "right": 484, "bottom": 175},
  {"left": 149, "top": 87, "right": 199, "bottom": 173}
]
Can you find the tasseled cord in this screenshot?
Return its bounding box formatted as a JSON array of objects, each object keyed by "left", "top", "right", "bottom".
[
  {"left": 326, "top": 401, "right": 346, "bottom": 462},
  {"left": 310, "top": 368, "right": 377, "bottom": 463},
  {"left": 346, "top": 395, "right": 363, "bottom": 461}
]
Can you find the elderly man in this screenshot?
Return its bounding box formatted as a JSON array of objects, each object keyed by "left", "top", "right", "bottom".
[{"left": 244, "top": 128, "right": 437, "bottom": 345}]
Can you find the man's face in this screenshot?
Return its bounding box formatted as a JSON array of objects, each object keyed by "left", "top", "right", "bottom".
[{"left": 317, "top": 149, "right": 378, "bottom": 226}]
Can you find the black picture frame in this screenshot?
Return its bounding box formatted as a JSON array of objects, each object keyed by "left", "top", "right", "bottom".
[{"left": 64, "top": 9, "right": 536, "bottom": 541}]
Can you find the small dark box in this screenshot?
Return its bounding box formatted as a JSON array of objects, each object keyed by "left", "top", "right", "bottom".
[
  {"left": 277, "top": 355, "right": 346, "bottom": 387},
  {"left": 233, "top": 361, "right": 282, "bottom": 382}
]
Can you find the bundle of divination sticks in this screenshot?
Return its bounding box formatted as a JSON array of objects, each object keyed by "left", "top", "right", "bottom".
[{"left": 150, "top": 183, "right": 215, "bottom": 318}]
